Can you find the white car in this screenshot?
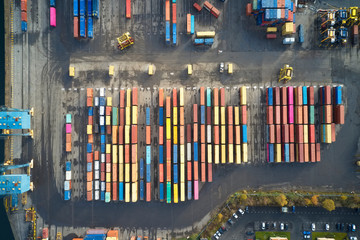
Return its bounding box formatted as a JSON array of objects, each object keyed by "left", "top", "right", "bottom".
[
  {"left": 280, "top": 223, "right": 284, "bottom": 230},
  {"left": 311, "top": 223, "right": 316, "bottom": 231},
  {"left": 233, "top": 213, "right": 238, "bottom": 219},
  {"left": 238, "top": 208, "right": 245, "bottom": 215},
  {"left": 220, "top": 62, "right": 224, "bottom": 73},
  {"left": 261, "top": 222, "right": 266, "bottom": 230},
  {"left": 325, "top": 224, "right": 329, "bottom": 231}
]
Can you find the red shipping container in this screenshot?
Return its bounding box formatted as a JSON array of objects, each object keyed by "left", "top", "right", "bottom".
[
  {"left": 87, "top": 191, "right": 93, "bottom": 201},
  {"left": 132, "top": 87, "right": 138, "bottom": 105},
  {"left": 335, "top": 105, "right": 344, "bottom": 124},
  {"left": 324, "top": 85, "right": 331, "bottom": 105},
  {"left": 303, "top": 105, "right": 308, "bottom": 124},
  {"left": 88, "top": 134, "right": 93, "bottom": 144},
  {"left": 309, "top": 124, "right": 315, "bottom": 143},
  {"left": 266, "top": 106, "right": 274, "bottom": 124},
  {"left": 331, "top": 123, "right": 336, "bottom": 142},
  {"left": 207, "top": 107, "right": 212, "bottom": 125},
  {"left": 213, "top": 88, "right": 219, "bottom": 106},
  {"left": 241, "top": 105, "right": 247, "bottom": 125},
  {"left": 172, "top": 88, "right": 177, "bottom": 106},
  {"left": 106, "top": 125, "right": 111, "bottom": 135},
  {"left": 131, "top": 125, "right": 138, "bottom": 143},
  {"left": 308, "top": 86, "right": 314, "bottom": 105},
  {"left": 119, "top": 108, "right": 124, "bottom": 126},
  {"left": 296, "top": 87, "right": 303, "bottom": 105},
  {"left": 201, "top": 162, "right": 206, "bottom": 182},
  {"left": 159, "top": 126, "right": 164, "bottom": 145},
  {"left": 235, "top": 126, "right": 241, "bottom": 144},
  {"left": 208, "top": 163, "right": 212, "bottom": 182},
  {"left": 274, "top": 87, "right": 280, "bottom": 106},
  {"left": 193, "top": 123, "right": 198, "bottom": 142},
  {"left": 227, "top": 106, "right": 233, "bottom": 125},
  {"left": 166, "top": 140, "right": 171, "bottom": 160},
  {"left": 194, "top": 161, "right": 199, "bottom": 180},
  {"left": 159, "top": 163, "right": 164, "bottom": 182},
  {"left": 74, "top": 17, "right": 79, "bottom": 38},
  {"left": 118, "top": 126, "right": 124, "bottom": 144},
  {"left": 87, "top": 153, "right": 93, "bottom": 163},
  {"left": 296, "top": 124, "right": 304, "bottom": 143},
  {"left": 228, "top": 125, "right": 233, "bottom": 144},
  {"left": 179, "top": 107, "right": 184, "bottom": 126},
  {"left": 94, "top": 151, "right": 99, "bottom": 161},
  {"left": 187, "top": 161, "right": 192, "bottom": 180},
  {"left": 193, "top": 104, "right": 198, "bottom": 123},
  {"left": 120, "top": 89, "right": 125, "bottom": 108},
  {"left": 87, "top": 97, "right": 93, "bottom": 107},
  {"left": 88, "top": 115, "right": 93, "bottom": 125},
  {"left": 316, "top": 143, "right": 321, "bottom": 162},
  {"left": 101, "top": 171, "right": 105, "bottom": 181},
  {"left": 275, "top": 106, "right": 281, "bottom": 124},
  {"left": 268, "top": 125, "right": 275, "bottom": 144},
  {"left": 124, "top": 145, "right": 130, "bottom": 163},
  {"left": 126, "top": 0, "right": 131, "bottom": 18},
  {"left": 211, "top": 7, "right": 220, "bottom": 18},
  {"left": 296, "top": 106, "right": 303, "bottom": 124},
  {"left": 21, "top": 11, "right": 27, "bottom": 22},
  {"left": 304, "top": 143, "right": 309, "bottom": 162},
  {"left": 246, "top": 3, "right": 252, "bottom": 16},
  {"left": 159, "top": 88, "right": 164, "bottom": 107},
  {"left": 282, "top": 124, "right": 289, "bottom": 143},
  {"left": 324, "top": 105, "right": 332, "bottom": 123},
  {"left": 220, "top": 88, "right": 225, "bottom": 106},
  {"left": 187, "top": 124, "right": 192, "bottom": 142},
  {"left": 106, "top": 154, "right": 111, "bottom": 163},
  {"left": 281, "top": 87, "right": 287, "bottom": 105},
  {"left": 266, "top": 33, "right": 277, "bottom": 39},
  {"left": 281, "top": 106, "right": 287, "bottom": 125},
  {"left": 201, "top": 125, "right": 205, "bottom": 143},
  {"left": 214, "top": 125, "right": 219, "bottom": 144},
  {"left": 180, "top": 125, "right": 184, "bottom": 145},
  {"left": 146, "top": 182, "right": 151, "bottom": 201},
  {"left": 203, "top": 1, "right": 213, "bottom": 12},
  {"left": 275, "top": 125, "right": 281, "bottom": 143},
  {"left": 297, "top": 143, "right": 304, "bottom": 163},
  {"left": 289, "top": 124, "right": 295, "bottom": 143},
  {"left": 101, "top": 162, "right": 105, "bottom": 172},
  {"left": 172, "top": 3, "right": 177, "bottom": 24},
  {"left": 310, "top": 143, "right": 316, "bottom": 162},
  {"left": 106, "top": 182, "right": 111, "bottom": 192},
  {"left": 105, "top": 106, "right": 111, "bottom": 116},
  {"left": 21, "top": 0, "right": 27, "bottom": 11},
  {"left": 200, "top": 87, "right": 205, "bottom": 106},
  {"left": 112, "top": 182, "right": 118, "bottom": 201},
  {"left": 193, "top": 2, "right": 202, "bottom": 12},
  {"left": 166, "top": 97, "right": 171, "bottom": 117},
  {"left": 146, "top": 126, "right": 151, "bottom": 145}
]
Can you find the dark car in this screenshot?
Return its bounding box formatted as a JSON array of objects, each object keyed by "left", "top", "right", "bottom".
[
  {"left": 246, "top": 231, "right": 254, "bottom": 235},
  {"left": 340, "top": 223, "right": 345, "bottom": 231},
  {"left": 227, "top": 219, "right": 234, "bottom": 225},
  {"left": 285, "top": 223, "right": 289, "bottom": 230},
  {"left": 245, "top": 206, "right": 249, "bottom": 213}
]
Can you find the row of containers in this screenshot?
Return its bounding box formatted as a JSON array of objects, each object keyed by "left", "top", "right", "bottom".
[
  {"left": 140, "top": 107, "right": 152, "bottom": 201},
  {"left": 158, "top": 87, "right": 248, "bottom": 203},
  {"left": 64, "top": 161, "right": 72, "bottom": 200},
  {"left": 194, "top": 31, "right": 216, "bottom": 46},
  {"left": 73, "top": 0, "right": 100, "bottom": 38},
  {"left": 265, "top": 85, "right": 345, "bottom": 163},
  {"left": 165, "top": 0, "right": 177, "bottom": 45},
  {"left": 50, "top": 0, "right": 56, "bottom": 27},
  {"left": 72, "top": 229, "right": 119, "bottom": 240},
  {"left": 20, "top": 0, "right": 28, "bottom": 31},
  {"left": 65, "top": 114, "right": 72, "bottom": 152},
  {"left": 65, "top": 113, "right": 72, "bottom": 200}
]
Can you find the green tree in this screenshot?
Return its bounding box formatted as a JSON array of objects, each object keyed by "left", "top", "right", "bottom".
[
  {"left": 311, "top": 195, "right": 319, "bottom": 206},
  {"left": 275, "top": 194, "right": 288, "bottom": 207},
  {"left": 322, "top": 199, "right": 335, "bottom": 212}
]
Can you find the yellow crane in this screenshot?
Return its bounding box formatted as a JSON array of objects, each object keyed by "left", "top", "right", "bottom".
[
  {"left": 117, "top": 32, "right": 134, "bottom": 50},
  {"left": 278, "top": 65, "right": 293, "bottom": 83}
]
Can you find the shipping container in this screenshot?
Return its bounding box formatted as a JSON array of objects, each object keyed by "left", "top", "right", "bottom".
[
  {"left": 266, "top": 106, "right": 273, "bottom": 124},
  {"left": 126, "top": 0, "right": 131, "bottom": 18},
  {"left": 324, "top": 85, "right": 332, "bottom": 105},
  {"left": 316, "top": 143, "right": 321, "bottom": 162},
  {"left": 191, "top": 15, "right": 195, "bottom": 35},
  {"left": 274, "top": 87, "right": 280, "bottom": 106},
  {"left": 308, "top": 86, "right": 314, "bottom": 105},
  {"left": 50, "top": 7, "right": 56, "bottom": 27},
  {"left": 193, "top": 2, "right": 202, "bottom": 11},
  {"left": 267, "top": 87, "right": 273, "bottom": 105},
  {"left": 211, "top": 7, "right": 220, "bottom": 18},
  {"left": 287, "top": 86, "right": 294, "bottom": 105},
  {"left": 334, "top": 104, "right": 344, "bottom": 124},
  {"left": 281, "top": 87, "right": 287, "bottom": 105},
  {"left": 196, "top": 31, "right": 216, "bottom": 38},
  {"left": 268, "top": 124, "right": 275, "bottom": 143},
  {"left": 275, "top": 106, "right": 281, "bottom": 124},
  {"left": 92, "top": 0, "right": 99, "bottom": 18},
  {"left": 302, "top": 86, "right": 307, "bottom": 105},
  {"left": 268, "top": 143, "right": 274, "bottom": 163},
  {"left": 79, "top": 0, "right": 85, "bottom": 15},
  {"left": 303, "top": 105, "right": 308, "bottom": 124},
  {"left": 80, "top": 15, "right": 86, "bottom": 37},
  {"left": 203, "top": 1, "right": 213, "bottom": 12},
  {"left": 295, "top": 105, "right": 303, "bottom": 124}
]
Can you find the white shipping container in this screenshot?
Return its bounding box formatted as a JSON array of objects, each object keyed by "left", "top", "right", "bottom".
[
  {"left": 187, "top": 143, "right": 192, "bottom": 161},
  {"left": 101, "top": 154, "right": 105, "bottom": 162},
  {"left": 65, "top": 171, "right": 71, "bottom": 180},
  {"left": 100, "top": 116, "right": 105, "bottom": 125},
  {"left": 283, "top": 37, "right": 295, "bottom": 45},
  {"left": 94, "top": 180, "right": 100, "bottom": 190},
  {"left": 100, "top": 106, "right": 105, "bottom": 115},
  {"left": 207, "top": 125, "right": 212, "bottom": 143},
  {"left": 94, "top": 161, "right": 100, "bottom": 170},
  {"left": 100, "top": 88, "right": 105, "bottom": 97},
  {"left": 277, "top": 9, "right": 281, "bottom": 19},
  {"left": 94, "top": 170, "right": 100, "bottom": 180},
  {"left": 94, "top": 97, "right": 99, "bottom": 106},
  {"left": 64, "top": 180, "right": 70, "bottom": 190},
  {"left": 94, "top": 190, "right": 100, "bottom": 200},
  {"left": 101, "top": 182, "right": 106, "bottom": 191}
]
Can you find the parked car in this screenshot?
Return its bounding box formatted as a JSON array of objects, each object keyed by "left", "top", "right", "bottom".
[
  {"left": 272, "top": 222, "right": 277, "bottom": 229},
  {"left": 219, "top": 62, "right": 224, "bottom": 73},
  {"left": 246, "top": 231, "right": 254, "bottom": 235},
  {"left": 280, "top": 223, "right": 284, "bottom": 230},
  {"left": 285, "top": 223, "right": 289, "bottom": 230},
  {"left": 261, "top": 222, "right": 266, "bottom": 230},
  {"left": 325, "top": 223, "right": 330, "bottom": 231},
  {"left": 232, "top": 213, "right": 238, "bottom": 219},
  {"left": 227, "top": 218, "right": 234, "bottom": 225},
  {"left": 213, "top": 232, "right": 220, "bottom": 239},
  {"left": 311, "top": 223, "right": 316, "bottom": 231},
  {"left": 245, "top": 206, "right": 249, "bottom": 213},
  {"left": 238, "top": 208, "right": 245, "bottom": 215}
]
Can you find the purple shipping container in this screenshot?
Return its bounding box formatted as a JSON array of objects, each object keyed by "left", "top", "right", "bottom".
[
  {"left": 194, "top": 180, "right": 199, "bottom": 200},
  {"left": 288, "top": 105, "right": 294, "bottom": 123},
  {"left": 66, "top": 124, "right": 72, "bottom": 133},
  {"left": 287, "top": 86, "right": 294, "bottom": 105}
]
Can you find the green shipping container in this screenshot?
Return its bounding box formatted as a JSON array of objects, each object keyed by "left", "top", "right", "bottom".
[
  {"left": 66, "top": 114, "right": 72, "bottom": 123},
  {"left": 252, "top": 0, "right": 257, "bottom": 11},
  {"left": 309, "top": 105, "right": 315, "bottom": 124},
  {"left": 166, "top": 181, "right": 171, "bottom": 203},
  {"left": 206, "top": 88, "right": 211, "bottom": 107},
  {"left": 112, "top": 107, "right": 118, "bottom": 125},
  {"left": 105, "top": 192, "right": 111, "bottom": 202}
]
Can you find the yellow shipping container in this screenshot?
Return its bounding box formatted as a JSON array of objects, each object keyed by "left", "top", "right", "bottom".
[
  {"left": 106, "top": 144, "right": 111, "bottom": 154},
  {"left": 325, "top": 124, "right": 332, "bottom": 143},
  {"left": 126, "top": 89, "right": 131, "bottom": 107},
  {"left": 69, "top": 66, "right": 75, "bottom": 77},
  {"left": 214, "top": 106, "right": 219, "bottom": 125},
  {"left": 276, "top": 143, "right": 281, "bottom": 163},
  {"left": 132, "top": 164, "right": 138, "bottom": 182},
  {"left": 107, "top": 97, "right": 112, "bottom": 106},
  {"left": 173, "top": 126, "right": 178, "bottom": 144},
  {"left": 187, "top": 64, "right": 193, "bottom": 75},
  {"left": 119, "top": 145, "right": 124, "bottom": 164},
  {"left": 196, "top": 31, "right": 216, "bottom": 38},
  {"left": 207, "top": 144, "right": 212, "bottom": 163},
  {"left": 132, "top": 106, "right": 138, "bottom": 124},
  {"left": 180, "top": 181, "right": 185, "bottom": 202},
  {"left": 106, "top": 173, "right": 111, "bottom": 182},
  {"left": 221, "top": 144, "right": 226, "bottom": 164},
  {"left": 179, "top": 88, "right": 184, "bottom": 107},
  {"left": 228, "top": 144, "right": 234, "bottom": 163},
  {"left": 109, "top": 65, "right": 114, "bottom": 76},
  {"left": 240, "top": 86, "right": 247, "bottom": 105},
  {"left": 242, "top": 143, "right": 248, "bottom": 163},
  {"left": 106, "top": 116, "right": 111, "bottom": 125},
  {"left": 236, "top": 144, "right": 241, "bottom": 164},
  {"left": 282, "top": 22, "right": 293, "bottom": 35},
  {"left": 124, "top": 125, "right": 130, "bottom": 144},
  {"left": 228, "top": 63, "right": 233, "bottom": 74},
  {"left": 303, "top": 125, "right": 308, "bottom": 144},
  {"left": 173, "top": 183, "right": 178, "bottom": 203},
  {"left": 180, "top": 162, "right": 185, "bottom": 182},
  {"left": 125, "top": 183, "right": 130, "bottom": 202},
  {"left": 267, "top": 27, "right": 277, "bottom": 32},
  {"left": 119, "top": 163, "right": 124, "bottom": 181},
  {"left": 180, "top": 144, "right": 185, "bottom": 163},
  {"left": 87, "top": 125, "right": 92, "bottom": 134},
  {"left": 125, "top": 107, "right": 131, "bottom": 125},
  {"left": 220, "top": 107, "right": 226, "bottom": 125},
  {"left": 131, "top": 182, "right": 138, "bottom": 202},
  {"left": 148, "top": 64, "right": 154, "bottom": 76},
  {"left": 214, "top": 145, "right": 220, "bottom": 164},
  {"left": 112, "top": 145, "right": 118, "bottom": 163},
  {"left": 166, "top": 118, "right": 171, "bottom": 140},
  {"left": 173, "top": 107, "right": 178, "bottom": 125},
  {"left": 125, "top": 163, "right": 130, "bottom": 182},
  {"left": 221, "top": 125, "right": 226, "bottom": 144},
  {"left": 234, "top": 106, "right": 240, "bottom": 125}
]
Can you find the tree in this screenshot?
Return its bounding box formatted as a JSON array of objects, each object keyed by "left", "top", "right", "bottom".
[
  {"left": 340, "top": 195, "right": 348, "bottom": 201},
  {"left": 275, "top": 194, "right": 288, "bottom": 207},
  {"left": 240, "top": 194, "right": 248, "bottom": 201},
  {"left": 304, "top": 198, "right": 312, "bottom": 206},
  {"left": 311, "top": 195, "right": 319, "bottom": 206},
  {"left": 322, "top": 199, "right": 335, "bottom": 212}
]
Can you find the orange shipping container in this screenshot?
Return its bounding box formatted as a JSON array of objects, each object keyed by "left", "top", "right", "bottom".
[
  {"left": 131, "top": 125, "right": 138, "bottom": 144},
  {"left": 310, "top": 143, "right": 316, "bottom": 162},
  {"left": 269, "top": 124, "right": 275, "bottom": 143},
  {"left": 246, "top": 3, "right": 252, "bottom": 16},
  {"left": 88, "top": 115, "right": 93, "bottom": 125},
  {"left": 112, "top": 182, "right": 118, "bottom": 201},
  {"left": 228, "top": 125, "right": 233, "bottom": 144},
  {"left": 124, "top": 145, "right": 130, "bottom": 163},
  {"left": 210, "top": 7, "right": 220, "bottom": 18},
  {"left": 87, "top": 181, "right": 93, "bottom": 191},
  {"left": 21, "top": 11, "right": 27, "bottom": 22},
  {"left": 167, "top": 162, "right": 171, "bottom": 181},
  {"left": 146, "top": 182, "right": 151, "bottom": 201},
  {"left": 66, "top": 142, "right": 71, "bottom": 152},
  {"left": 159, "top": 126, "right": 164, "bottom": 145},
  {"left": 201, "top": 162, "right": 206, "bottom": 182},
  {"left": 112, "top": 126, "right": 118, "bottom": 144},
  {"left": 107, "top": 230, "right": 119, "bottom": 238},
  {"left": 207, "top": 163, "right": 212, "bottom": 182},
  {"left": 331, "top": 123, "right": 336, "bottom": 142},
  {"left": 88, "top": 134, "right": 94, "bottom": 144},
  {"left": 266, "top": 106, "right": 273, "bottom": 124},
  {"left": 112, "top": 164, "right": 118, "bottom": 180},
  {"left": 235, "top": 126, "right": 241, "bottom": 144},
  {"left": 131, "top": 144, "right": 137, "bottom": 163},
  {"left": 166, "top": 97, "right": 171, "bottom": 117},
  {"left": 94, "top": 151, "right": 99, "bottom": 160},
  {"left": 119, "top": 108, "right": 124, "bottom": 126},
  {"left": 213, "top": 88, "right": 219, "bottom": 106},
  {"left": 172, "top": 3, "right": 177, "bottom": 24},
  {"left": 87, "top": 172, "right": 93, "bottom": 181},
  {"left": 200, "top": 125, "right": 205, "bottom": 143},
  {"left": 193, "top": 123, "right": 198, "bottom": 142},
  {"left": 66, "top": 133, "right": 71, "bottom": 143},
  {"left": 173, "top": 88, "right": 177, "bottom": 106},
  {"left": 186, "top": 14, "right": 191, "bottom": 34},
  {"left": 201, "top": 144, "right": 206, "bottom": 163},
  {"left": 74, "top": 17, "right": 79, "bottom": 38},
  {"left": 118, "top": 126, "right": 124, "bottom": 144},
  {"left": 296, "top": 106, "right": 303, "bottom": 124},
  {"left": 304, "top": 143, "right": 309, "bottom": 162},
  {"left": 87, "top": 97, "right": 93, "bottom": 107},
  {"left": 159, "top": 163, "right": 164, "bottom": 182},
  {"left": 200, "top": 87, "right": 205, "bottom": 106},
  {"left": 179, "top": 107, "right": 184, "bottom": 126},
  {"left": 166, "top": 140, "right": 171, "bottom": 160},
  {"left": 146, "top": 126, "right": 151, "bottom": 145},
  {"left": 120, "top": 89, "right": 125, "bottom": 108},
  {"left": 187, "top": 161, "right": 192, "bottom": 180},
  {"left": 87, "top": 88, "right": 93, "bottom": 98},
  {"left": 194, "top": 161, "right": 198, "bottom": 180},
  {"left": 289, "top": 143, "right": 295, "bottom": 162},
  {"left": 281, "top": 106, "right": 287, "bottom": 125},
  {"left": 324, "top": 105, "right": 332, "bottom": 123},
  {"left": 214, "top": 125, "right": 219, "bottom": 144},
  {"left": 126, "top": 0, "right": 131, "bottom": 18},
  {"left": 220, "top": 88, "right": 225, "bottom": 106},
  {"left": 159, "top": 88, "right": 164, "bottom": 107},
  {"left": 193, "top": 104, "right": 198, "bottom": 123},
  {"left": 275, "top": 106, "right": 281, "bottom": 124},
  {"left": 87, "top": 191, "right": 93, "bottom": 201},
  {"left": 132, "top": 87, "right": 138, "bottom": 105},
  {"left": 316, "top": 143, "right": 321, "bottom": 162},
  {"left": 21, "top": 0, "right": 27, "bottom": 11},
  {"left": 106, "top": 182, "right": 111, "bottom": 192},
  {"left": 165, "top": 0, "right": 170, "bottom": 21},
  {"left": 227, "top": 106, "right": 233, "bottom": 125}
]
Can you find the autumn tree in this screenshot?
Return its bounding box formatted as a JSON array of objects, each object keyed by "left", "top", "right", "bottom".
[
  {"left": 304, "top": 198, "right": 312, "bottom": 206},
  {"left": 322, "top": 199, "right": 335, "bottom": 212},
  {"left": 311, "top": 195, "right": 319, "bottom": 206},
  {"left": 275, "top": 194, "right": 288, "bottom": 207}
]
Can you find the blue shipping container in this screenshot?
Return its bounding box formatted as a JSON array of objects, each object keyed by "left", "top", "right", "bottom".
[
  {"left": 159, "top": 145, "right": 164, "bottom": 164},
  {"left": 284, "top": 143, "right": 290, "bottom": 163},
  {"left": 87, "top": 162, "right": 92, "bottom": 172},
  {"left": 92, "top": 0, "right": 99, "bottom": 18},
  {"left": 87, "top": 143, "right": 92, "bottom": 153},
  {"left": 165, "top": 21, "right": 170, "bottom": 44},
  {"left": 146, "top": 146, "right": 151, "bottom": 164},
  {"left": 73, "top": 0, "right": 79, "bottom": 16},
  {"left": 191, "top": 15, "right": 195, "bottom": 34},
  {"left": 267, "top": 87, "right": 273, "bottom": 105},
  {"left": 50, "top": 0, "right": 56, "bottom": 7},
  {"left": 87, "top": 0, "right": 92, "bottom": 16},
  {"left": 193, "top": 142, "right": 198, "bottom": 161},
  {"left": 88, "top": 17, "right": 93, "bottom": 39},
  {"left": 80, "top": 16, "right": 86, "bottom": 37},
  {"left": 302, "top": 86, "right": 308, "bottom": 105},
  {"left": 256, "top": 13, "right": 262, "bottom": 26},
  {"left": 140, "top": 180, "right": 144, "bottom": 200},
  {"left": 101, "top": 191, "right": 105, "bottom": 201},
  {"left": 100, "top": 144, "right": 105, "bottom": 153},
  {"left": 84, "top": 235, "right": 106, "bottom": 240},
  {"left": 146, "top": 107, "right": 150, "bottom": 125},
  {"left": 119, "top": 182, "right": 124, "bottom": 201},
  {"left": 64, "top": 190, "right": 71, "bottom": 200},
  {"left": 100, "top": 135, "right": 105, "bottom": 144},
  {"left": 187, "top": 181, "right": 192, "bottom": 200},
  {"left": 204, "top": 38, "right": 214, "bottom": 45},
  {"left": 269, "top": 144, "right": 274, "bottom": 163},
  {"left": 206, "top": 88, "right": 211, "bottom": 106},
  {"left": 100, "top": 97, "right": 106, "bottom": 106},
  {"left": 172, "top": 23, "right": 177, "bottom": 45},
  {"left": 79, "top": 0, "right": 85, "bottom": 16},
  {"left": 298, "top": 24, "right": 304, "bottom": 43},
  {"left": 173, "top": 145, "right": 178, "bottom": 164},
  {"left": 335, "top": 86, "right": 342, "bottom": 104},
  {"left": 194, "top": 38, "right": 204, "bottom": 45},
  {"left": 173, "top": 164, "right": 178, "bottom": 183},
  {"left": 66, "top": 161, "right": 71, "bottom": 171},
  {"left": 159, "top": 107, "right": 164, "bottom": 126},
  {"left": 88, "top": 107, "right": 94, "bottom": 116},
  {"left": 21, "top": 21, "right": 27, "bottom": 32},
  {"left": 146, "top": 165, "right": 151, "bottom": 182},
  {"left": 159, "top": 182, "right": 164, "bottom": 201},
  {"left": 100, "top": 125, "right": 105, "bottom": 134},
  {"left": 200, "top": 106, "right": 205, "bottom": 124},
  {"left": 140, "top": 158, "right": 144, "bottom": 179},
  {"left": 241, "top": 125, "right": 248, "bottom": 143}
]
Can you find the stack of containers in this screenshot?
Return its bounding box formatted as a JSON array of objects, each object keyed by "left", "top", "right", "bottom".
[
  {"left": 194, "top": 32, "right": 216, "bottom": 46},
  {"left": 191, "top": 15, "right": 195, "bottom": 35},
  {"left": 166, "top": 96, "right": 172, "bottom": 203},
  {"left": 145, "top": 107, "right": 151, "bottom": 202},
  {"left": 73, "top": 0, "right": 79, "bottom": 37},
  {"left": 193, "top": 103, "right": 199, "bottom": 200},
  {"left": 86, "top": 89, "right": 94, "bottom": 201},
  {"left": 234, "top": 105, "right": 241, "bottom": 164},
  {"left": 105, "top": 98, "right": 112, "bottom": 202},
  {"left": 94, "top": 151, "right": 100, "bottom": 200},
  {"left": 186, "top": 124, "right": 192, "bottom": 200},
  {"left": 50, "top": 0, "right": 56, "bottom": 27},
  {"left": 307, "top": 86, "right": 318, "bottom": 162},
  {"left": 240, "top": 86, "right": 248, "bottom": 163},
  {"left": 220, "top": 88, "right": 226, "bottom": 164},
  {"left": 21, "top": 0, "right": 28, "bottom": 32},
  {"left": 186, "top": 14, "right": 195, "bottom": 35},
  {"left": 275, "top": 87, "right": 282, "bottom": 163},
  {"left": 200, "top": 87, "right": 206, "bottom": 181},
  {"left": 172, "top": 0, "right": 177, "bottom": 45},
  {"left": 79, "top": 0, "right": 86, "bottom": 38},
  {"left": 320, "top": 85, "right": 332, "bottom": 144},
  {"left": 227, "top": 105, "right": 234, "bottom": 164},
  {"left": 213, "top": 88, "right": 220, "bottom": 164},
  {"left": 172, "top": 89, "right": 178, "bottom": 203},
  {"left": 64, "top": 161, "right": 71, "bottom": 200},
  {"left": 266, "top": 87, "right": 274, "bottom": 163},
  {"left": 118, "top": 89, "right": 125, "bottom": 201},
  {"left": 288, "top": 86, "right": 295, "bottom": 162},
  {"left": 334, "top": 86, "right": 345, "bottom": 125},
  {"left": 99, "top": 88, "right": 106, "bottom": 201},
  {"left": 139, "top": 158, "right": 144, "bottom": 201},
  {"left": 124, "top": 88, "right": 131, "bottom": 202},
  {"left": 295, "top": 87, "right": 304, "bottom": 162},
  {"left": 179, "top": 88, "right": 186, "bottom": 202},
  {"left": 112, "top": 106, "right": 118, "bottom": 201},
  {"left": 106, "top": 229, "right": 119, "bottom": 240},
  {"left": 158, "top": 89, "right": 165, "bottom": 201},
  {"left": 206, "top": 88, "right": 213, "bottom": 181},
  {"left": 65, "top": 114, "right": 72, "bottom": 152},
  {"left": 131, "top": 87, "right": 138, "bottom": 202},
  {"left": 106, "top": 99, "right": 112, "bottom": 134},
  {"left": 126, "top": 0, "right": 131, "bottom": 18},
  {"left": 280, "top": 87, "right": 290, "bottom": 163},
  {"left": 87, "top": 0, "right": 93, "bottom": 38},
  {"left": 92, "top": 0, "right": 100, "bottom": 18},
  {"left": 203, "top": 1, "right": 220, "bottom": 18},
  {"left": 303, "top": 86, "right": 309, "bottom": 162},
  {"left": 165, "top": 0, "right": 171, "bottom": 44}
]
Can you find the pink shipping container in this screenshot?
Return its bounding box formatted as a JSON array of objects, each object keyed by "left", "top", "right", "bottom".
[
  {"left": 194, "top": 180, "right": 199, "bottom": 200},
  {"left": 287, "top": 86, "right": 294, "bottom": 105},
  {"left": 50, "top": 7, "right": 56, "bottom": 27},
  {"left": 288, "top": 104, "right": 294, "bottom": 123},
  {"left": 316, "top": 143, "right": 321, "bottom": 162},
  {"left": 268, "top": 124, "right": 275, "bottom": 143},
  {"left": 310, "top": 143, "right": 316, "bottom": 162},
  {"left": 308, "top": 86, "right": 314, "bottom": 105},
  {"left": 66, "top": 124, "right": 72, "bottom": 133},
  {"left": 267, "top": 106, "right": 273, "bottom": 124}
]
